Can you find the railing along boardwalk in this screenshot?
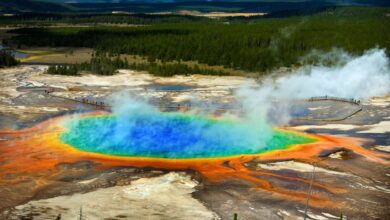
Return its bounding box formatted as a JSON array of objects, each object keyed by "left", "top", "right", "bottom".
[
  {"left": 307, "top": 96, "right": 361, "bottom": 105},
  {"left": 297, "top": 96, "right": 363, "bottom": 121},
  {"left": 43, "top": 89, "right": 362, "bottom": 122}
]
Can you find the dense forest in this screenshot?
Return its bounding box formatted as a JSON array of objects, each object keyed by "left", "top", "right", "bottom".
[
  {"left": 4, "top": 7, "right": 390, "bottom": 74},
  {"left": 0, "top": 50, "right": 19, "bottom": 68},
  {"left": 48, "top": 53, "right": 228, "bottom": 76}
]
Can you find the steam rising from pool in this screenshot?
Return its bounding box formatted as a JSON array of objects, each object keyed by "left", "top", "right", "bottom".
[
  {"left": 238, "top": 48, "right": 390, "bottom": 124},
  {"left": 61, "top": 93, "right": 313, "bottom": 158},
  {"left": 61, "top": 48, "right": 390, "bottom": 158}
]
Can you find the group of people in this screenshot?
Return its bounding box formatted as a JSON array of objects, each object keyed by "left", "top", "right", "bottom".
[
  {"left": 79, "top": 98, "right": 105, "bottom": 107},
  {"left": 44, "top": 89, "right": 53, "bottom": 94},
  {"left": 43, "top": 89, "right": 106, "bottom": 107}
]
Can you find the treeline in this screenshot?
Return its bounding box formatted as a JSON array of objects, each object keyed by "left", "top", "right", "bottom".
[
  {"left": 0, "top": 50, "right": 19, "bottom": 68},
  {"left": 47, "top": 65, "right": 79, "bottom": 75},
  {"left": 131, "top": 62, "right": 228, "bottom": 76},
  {"left": 0, "top": 13, "right": 209, "bottom": 26},
  {"left": 8, "top": 7, "right": 390, "bottom": 73},
  {"left": 47, "top": 53, "right": 228, "bottom": 76},
  {"left": 47, "top": 54, "right": 124, "bottom": 75}
]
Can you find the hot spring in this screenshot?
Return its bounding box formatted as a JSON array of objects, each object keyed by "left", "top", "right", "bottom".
[{"left": 60, "top": 112, "right": 315, "bottom": 159}]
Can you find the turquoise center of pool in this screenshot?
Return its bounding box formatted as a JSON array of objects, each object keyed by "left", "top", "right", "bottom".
[{"left": 60, "top": 113, "right": 315, "bottom": 159}]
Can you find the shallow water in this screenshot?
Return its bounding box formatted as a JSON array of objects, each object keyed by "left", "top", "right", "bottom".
[
  {"left": 0, "top": 45, "right": 30, "bottom": 59},
  {"left": 147, "top": 83, "right": 196, "bottom": 91}
]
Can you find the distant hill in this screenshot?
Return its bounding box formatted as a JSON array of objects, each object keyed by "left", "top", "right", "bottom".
[
  {"left": 1, "top": 0, "right": 389, "bottom": 14},
  {"left": 0, "top": 0, "right": 74, "bottom": 13},
  {"left": 54, "top": 1, "right": 340, "bottom": 13},
  {"left": 65, "top": 1, "right": 390, "bottom": 14},
  {"left": 44, "top": 0, "right": 390, "bottom": 5}
]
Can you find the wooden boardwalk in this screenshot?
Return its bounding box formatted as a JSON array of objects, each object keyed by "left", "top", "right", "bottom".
[{"left": 43, "top": 90, "right": 362, "bottom": 121}]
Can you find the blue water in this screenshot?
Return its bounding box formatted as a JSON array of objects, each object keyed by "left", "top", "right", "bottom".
[
  {"left": 0, "top": 45, "right": 29, "bottom": 58},
  {"left": 61, "top": 112, "right": 315, "bottom": 159}
]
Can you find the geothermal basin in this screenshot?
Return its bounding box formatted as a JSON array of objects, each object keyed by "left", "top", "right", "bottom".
[
  {"left": 1, "top": 62, "right": 390, "bottom": 219},
  {"left": 61, "top": 112, "right": 315, "bottom": 159}
]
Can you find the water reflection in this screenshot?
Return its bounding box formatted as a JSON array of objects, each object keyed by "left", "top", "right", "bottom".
[{"left": 0, "top": 45, "right": 30, "bottom": 59}]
